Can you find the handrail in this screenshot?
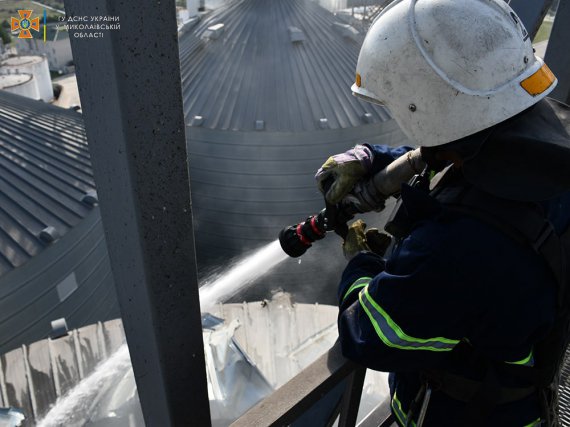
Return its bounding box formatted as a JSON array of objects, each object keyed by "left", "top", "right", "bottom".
[{"left": 231, "top": 341, "right": 366, "bottom": 427}]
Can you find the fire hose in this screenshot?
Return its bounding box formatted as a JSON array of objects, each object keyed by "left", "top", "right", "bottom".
[{"left": 279, "top": 148, "right": 425, "bottom": 257}]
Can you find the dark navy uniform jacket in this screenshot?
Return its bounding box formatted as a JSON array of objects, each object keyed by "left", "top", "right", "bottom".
[{"left": 337, "top": 145, "right": 570, "bottom": 427}]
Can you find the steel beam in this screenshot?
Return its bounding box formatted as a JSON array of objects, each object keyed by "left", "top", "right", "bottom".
[
  {"left": 63, "top": 1, "right": 211, "bottom": 425},
  {"left": 508, "top": 0, "right": 553, "bottom": 40},
  {"left": 545, "top": 0, "right": 570, "bottom": 104},
  {"left": 338, "top": 367, "right": 366, "bottom": 427}
]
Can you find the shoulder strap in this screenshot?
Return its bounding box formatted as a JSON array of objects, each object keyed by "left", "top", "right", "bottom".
[
  {"left": 433, "top": 179, "right": 567, "bottom": 307},
  {"left": 427, "top": 172, "right": 570, "bottom": 424}
]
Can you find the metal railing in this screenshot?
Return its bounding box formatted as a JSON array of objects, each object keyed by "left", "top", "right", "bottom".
[{"left": 231, "top": 341, "right": 395, "bottom": 427}]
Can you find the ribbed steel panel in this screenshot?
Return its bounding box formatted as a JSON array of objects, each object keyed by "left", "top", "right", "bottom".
[
  {"left": 187, "top": 122, "right": 411, "bottom": 297},
  {"left": 0, "top": 91, "right": 119, "bottom": 353},
  {"left": 0, "top": 91, "right": 94, "bottom": 276},
  {"left": 0, "top": 209, "right": 120, "bottom": 355},
  {"left": 179, "top": 0, "right": 391, "bottom": 132}
]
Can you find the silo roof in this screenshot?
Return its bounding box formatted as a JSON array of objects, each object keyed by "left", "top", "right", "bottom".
[
  {"left": 1, "top": 56, "right": 45, "bottom": 67},
  {"left": 0, "top": 74, "right": 33, "bottom": 88},
  {"left": 179, "top": 0, "right": 391, "bottom": 132},
  {"left": 0, "top": 91, "right": 95, "bottom": 276}
]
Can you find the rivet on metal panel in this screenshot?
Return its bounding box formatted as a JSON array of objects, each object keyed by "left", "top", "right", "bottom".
[
  {"left": 202, "top": 23, "right": 225, "bottom": 40},
  {"left": 255, "top": 120, "right": 265, "bottom": 130},
  {"left": 288, "top": 26, "right": 305, "bottom": 43},
  {"left": 81, "top": 189, "right": 98, "bottom": 206},
  {"left": 408, "top": 104, "right": 417, "bottom": 112},
  {"left": 191, "top": 115, "right": 204, "bottom": 126},
  {"left": 319, "top": 118, "right": 329, "bottom": 129},
  {"left": 50, "top": 318, "right": 69, "bottom": 339},
  {"left": 39, "top": 226, "right": 60, "bottom": 244},
  {"left": 361, "top": 112, "right": 372, "bottom": 123}
]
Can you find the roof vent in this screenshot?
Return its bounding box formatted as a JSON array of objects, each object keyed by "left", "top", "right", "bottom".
[
  {"left": 255, "top": 120, "right": 265, "bottom": 130},
  {"left": 332, "top": 22, "right": 359, "bottom": 42},
  {"left": 319, "top": 118, "right": 329, "bottom": 129},
  {"left": 361, "top": 112, "right": 373, "bottom": 123},
  {"left": 81, "top": 189, "right": 98, "bottom": 206},
  {"left": 202, "top": 23, "right": 225, "bottom": 40},
  {"left": 288, "top": 26, "right": 305, "bottom": 43},
  {"left": 190, "top": 115, "right": 204, "bottom": 127},
  {"left": 50, "top": 318, "right": 69, "bottom": 339},
  {"left": 39, "top": 226, "right": 60, "bottom": 244}
]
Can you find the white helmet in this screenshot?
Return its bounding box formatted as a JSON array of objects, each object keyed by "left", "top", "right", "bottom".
[{"left": 352, "top": 0, "right": 557, "bottom": 146}]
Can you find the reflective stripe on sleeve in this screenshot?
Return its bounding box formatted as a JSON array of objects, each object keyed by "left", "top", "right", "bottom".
[
  {"left": 391, "top": 391, "right": 416, "bottom": 427},
  {"left": 342, "top": 277, "right": 372, "bottom": 303},
  {"left": 506, "top": 349, "right": 535, "bottom": 367},
  {"left": 358, "top": 286, "right": 459, "bottom": 351}
]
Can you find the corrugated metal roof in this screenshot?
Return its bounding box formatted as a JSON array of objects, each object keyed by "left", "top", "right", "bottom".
[
  {"left": 178, "top": 0, "right": 391, "bottom": 132},
  {"left": 0, "top": 91, "right": 95, "bottom": 276}
]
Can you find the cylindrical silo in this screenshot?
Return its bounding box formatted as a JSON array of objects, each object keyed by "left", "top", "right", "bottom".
[
  {"left": 187, "top": 0, "right": 199, "bottom": 17},
  {"left": 1, "top": 55, "right": 54, "bottom": 102},
  {"left": 0, "top": 73, "right": 40, "bottom": 100},
  {"left": 179, "top": 0, "right": 412, "bottom": 303},
  {"left": 0, "top": 90, "right": 120, "bottom": 355}
]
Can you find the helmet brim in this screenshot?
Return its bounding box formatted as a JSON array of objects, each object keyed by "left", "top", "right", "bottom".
[{"left": 351, "top": 84, "right": 385, "bottom": 106}]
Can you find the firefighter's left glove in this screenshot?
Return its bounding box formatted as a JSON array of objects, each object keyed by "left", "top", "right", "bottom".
[
  {"left": 343, "top": 220, "right": 392, "bottom": 260},
  {"left": 343, "top": 220, "right": 371, "bottom": 260},
  {"left": 315, "top": 145, "right": 374, "bottom": 205}
]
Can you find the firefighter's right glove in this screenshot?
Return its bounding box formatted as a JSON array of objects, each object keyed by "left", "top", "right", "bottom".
[
  {"left": 365, "top": 228, "right": 392, "bottom": 257},
  {"left": 344, "top": 178, "right": 387, "bottom": 213},
  {"left": 315, "top": 145, "right": 374, "bottom": 205}
]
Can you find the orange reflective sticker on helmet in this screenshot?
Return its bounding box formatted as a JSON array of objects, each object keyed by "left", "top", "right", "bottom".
[
  {"left": 356, "top": 73, "right": 361, "bottom": 87},
  {"left": 520, "top": 63, "right": 556, "bottom": 96}
]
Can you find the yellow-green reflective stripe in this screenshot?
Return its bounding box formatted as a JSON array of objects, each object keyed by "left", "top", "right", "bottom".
[
  {"left": 358, "top": 286, "right": 459, "bottom": 351},
  {"left": 391, "top": 392, "right": 416, "bottom": 427},
  {"left": 506, "top": 349, "right": 534, "bottom": 367},
  {"left": 342, "top": 277, "right": 371, "bottom": 302},
  {"left": 522, "top": 418, "right": 541, "bottom": 427}
]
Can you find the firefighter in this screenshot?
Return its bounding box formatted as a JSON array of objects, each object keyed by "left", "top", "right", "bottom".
[{"left": 315, "top": 0, "right": 570, "bottom": 425}]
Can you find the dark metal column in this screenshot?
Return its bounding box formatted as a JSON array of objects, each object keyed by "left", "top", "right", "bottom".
[
  {"left": 64, "top": 1, "right": 211, "bottom": 425},
  {"left": 545, "top": 0, "right": 570, "bottom": 104},
  {"left": 509, "top": 0, "right": 553, "bottom": 39}
]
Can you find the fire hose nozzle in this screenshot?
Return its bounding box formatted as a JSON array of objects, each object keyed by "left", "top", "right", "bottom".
[{"left": 279, "top": 211, "right": 327, "bottom": 257}]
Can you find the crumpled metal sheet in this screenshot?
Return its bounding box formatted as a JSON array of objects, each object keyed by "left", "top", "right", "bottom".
[
  {"left": 31, "top": 313, "right": 272, "bottom": 427},
  {"left": 204, "top": 318, "right": 273, "bottom": 426},
  {"left": 0, "top": 408, "right": 25, "bottom": 427}
]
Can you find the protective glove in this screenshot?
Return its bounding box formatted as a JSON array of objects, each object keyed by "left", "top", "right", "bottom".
[
  {"left": 343, "top": 220, "right": 370, "bottom": 260},
  {"left": 343, "top": 178, "right": 387, "bottom": 213},
  {"left": 343, "top": 220, "right": 392, "bottom": 260},
  {"left": 315, "top": 145, "right": 374, "bottom": 205},
  {"left": 364, "top": 228, "right": 392, "bottom": 257}
]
